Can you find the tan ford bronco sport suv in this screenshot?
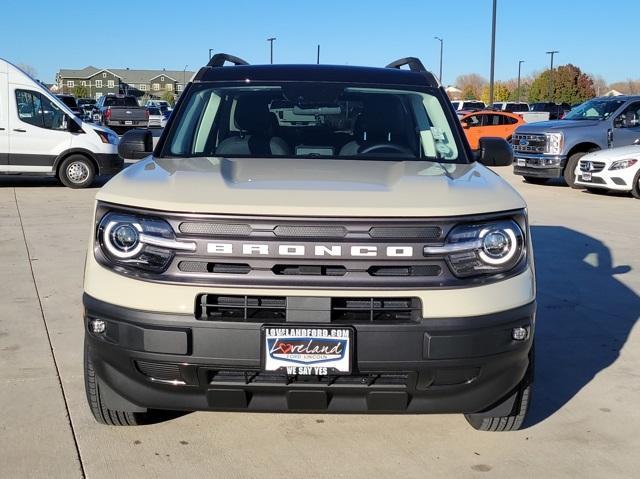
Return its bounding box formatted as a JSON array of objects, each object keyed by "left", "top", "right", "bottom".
[{"left": 83, "top": 54, "right": 535, "bottom": 431}]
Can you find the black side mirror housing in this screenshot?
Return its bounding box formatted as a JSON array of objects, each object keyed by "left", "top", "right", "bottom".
[
  {"left": 477, "top": 137, "right": 513, "bottom": 167},
  {"left": 67, "top": 116, "right": 83, "bottom": 133},
  {"left": 118, "top": 129, "right": 153, "bottom": 160}
]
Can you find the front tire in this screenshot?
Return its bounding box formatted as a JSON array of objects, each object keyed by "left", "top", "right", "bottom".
[
  {"left": 632, "top": 170, "right": 640, "bottom": 199},
  {"left": 523, "top": 176, "right": 548, "bottom": 185},
  {"left": 84, "top": 339, "right": 149, "bottom": 426},
  {"left": 58, "top": 154, "right": 95, "bottom": 188},
  {"left": 465, "top": 347, "right": 534, "bottom": 432},
  {"left": 564, "top": 152, "right": 590, "bottom": 189}
]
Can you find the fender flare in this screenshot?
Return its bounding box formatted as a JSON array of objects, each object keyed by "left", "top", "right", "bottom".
[{"left": 53, "top": 148, "right": 99, "bottom": 174}]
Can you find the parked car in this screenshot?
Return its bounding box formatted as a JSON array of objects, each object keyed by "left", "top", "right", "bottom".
[
  {"left": 451, "top": 100, "right": 485, "bottom": 111},
  {"left": 530, "top": 102, "right": 571, "bottom": 120},
  {"left": 83, "top": 54, "right": 535, "bottom": 432},
  {"left": 146, "top": 106, "right": 167, "bottom": 128},
  {"left": 460, "top": 110, "right": 525, "bottom": 149},
  {"left": 77, "top": 98, "right": 96, "bottom": 120},
  {"left": 512, "top": 96, "right": 640, "bottom": 187},
  {"left": 56, "top": 94, "right": 84, "bottom": 117},
  {"left": 0, "top": 59, "right": 122, "bottom": 188},
  {"left": 574, "top": 145, "right": 640, "bottom": 198},
  {"left": 491, "top": 102, "right": 530, "bottom": 113},
  {"left": 94, "top": 94, "right": 148, "bottom": 133},
  {"left": 145, "top": 99, "right": 173, "bottom": 111}
]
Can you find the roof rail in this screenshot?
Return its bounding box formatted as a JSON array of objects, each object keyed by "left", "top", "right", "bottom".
[
  {"left": 385, "top": 57, "right": 427, "bottom": 73},
  {"left": 207, "top": 53, "right": 250, "bottom": 68}
]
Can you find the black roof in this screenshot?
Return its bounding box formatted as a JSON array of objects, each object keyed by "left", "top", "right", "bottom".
[{"left": 193, "top": 63, "right": 438, "bottom": 88}]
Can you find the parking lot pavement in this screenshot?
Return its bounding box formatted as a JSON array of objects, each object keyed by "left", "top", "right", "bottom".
[{"left": 1, "top": 170, "right": 639, "bottom": 478}]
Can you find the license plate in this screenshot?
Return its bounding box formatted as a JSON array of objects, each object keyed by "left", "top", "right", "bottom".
[
  {"left": 262, "top": 326, "right": 352, "bottom": 375},
  {"left": 124, "top": 120, "right": 133, "bottom": 125},
  {"left": 517, "top": 158, "right": 526, "bottom": 166},
  {"left": 582, "top": 172, "right": 592, "bottom": 181}
]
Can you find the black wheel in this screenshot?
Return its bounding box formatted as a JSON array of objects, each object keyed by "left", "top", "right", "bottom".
[
  {"left": 523, "top": 176, "right": 548, "bottom": 185},
  {"left": 564, "top": 152, "right": 591, "bottom": 189},
  {"left": 58, "top": 154, "right": 95, "bottom": 188},
  {"left": 84, "top": 338, "right": 149, "bottom": 426},
  {"left": 632, "top": 170, "right": 640, "bottom": 199},
  {"left": 465, "top": 347, "right": 534, "bottom": 432}
]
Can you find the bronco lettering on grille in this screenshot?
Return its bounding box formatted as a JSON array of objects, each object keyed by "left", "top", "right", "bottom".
[{"left": 206, "top": 243, "right": 414, "bottom": 257}]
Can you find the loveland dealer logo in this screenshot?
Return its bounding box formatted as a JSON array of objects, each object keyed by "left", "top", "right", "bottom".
[{"left": 267, "top": 337, "right": 346, "bottom": 364}]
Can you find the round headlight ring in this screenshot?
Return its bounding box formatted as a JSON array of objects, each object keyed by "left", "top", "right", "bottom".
[
  {"left": 103, "top": 220, "right": 143, "bottom": 259},
  {"left": 478, "top": 226, "right": 518, "bottom": 265}
]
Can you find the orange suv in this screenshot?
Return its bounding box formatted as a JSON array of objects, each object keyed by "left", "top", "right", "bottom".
[{"left": 461, "top": 110, "right": 524, "bottom": 150}]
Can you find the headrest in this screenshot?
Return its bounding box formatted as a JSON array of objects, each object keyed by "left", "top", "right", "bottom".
[{"left": 234, "top": 95, "right": 273, "bottom": 132}]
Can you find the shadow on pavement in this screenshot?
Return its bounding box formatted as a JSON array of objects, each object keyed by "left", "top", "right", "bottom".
[
  {"left": 0, "top": 175, "right": 112, "bottom": 189},
  {"left": 526, "top": 225, "right": 639, "bottom": 426}
]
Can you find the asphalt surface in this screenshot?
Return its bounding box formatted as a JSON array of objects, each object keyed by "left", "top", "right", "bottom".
[{"left": 1, "top": 168, "right": 639, "bottom": 478}]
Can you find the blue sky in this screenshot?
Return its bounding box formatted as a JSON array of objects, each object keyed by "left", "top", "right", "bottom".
[{"left": 2, "top": 0, "right": 637, "bottom": 85}]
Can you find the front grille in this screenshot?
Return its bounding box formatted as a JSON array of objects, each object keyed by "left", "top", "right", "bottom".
[
  {"left": 196, "top": 294, "right": 422, "bottom": 323},
  {"left": 197, "top": 295, "right": 287, "bottom": 321},
  {"left": 513, "top": 133, "right": 547, "bottom": 153},
  {"left": 368, "top": 265, "right": 441, "bottom": 277},
  {"left": 579, "top": 175, "right": 606, "bottom": 184},
  {"left": 272, "top": 264, "right": 347, "bottom": 276},
  {"left": 331, "top": 297, "right": 421, "bottom": 322},
  {"left": 369, "top": 226, "right": 441, "bottom": 239},
  {"left": 179, "top": 222, "right": 252, "bottom": 235},
  {"left": 179, "top": 261, "right": 251, "bottom": 274},
  {"left": 579, "top": 160, "right": 605, "bottom": 173},
  {"left": 209, "top": 369, "right": 410, "bottom": 388},
  {"left": 274, "top": 225, "right": 347, "bottom": 238}
]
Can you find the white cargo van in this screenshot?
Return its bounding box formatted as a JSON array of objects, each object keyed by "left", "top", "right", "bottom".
[{"left": 0, "top": 59, "right": 122, "bottom": 188}]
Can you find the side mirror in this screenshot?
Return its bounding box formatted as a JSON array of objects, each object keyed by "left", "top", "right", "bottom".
[
  {"left": 118, "top": 129, "right": 153, "bottom": 160},
  {"left": 477, "top": 137, "right": 513, "bottom": 167},
  {"left": 67, "top": 116, "right": 83, "bottom": 132}
]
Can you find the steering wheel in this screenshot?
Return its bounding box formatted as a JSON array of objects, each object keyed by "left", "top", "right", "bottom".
[{"left": 359, "top": 143, "right": 413, "bottom": 155}]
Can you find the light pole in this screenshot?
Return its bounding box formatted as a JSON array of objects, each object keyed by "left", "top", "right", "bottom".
[
  {"left": 182, "top": 64, "right": 188, "bottom": 96},
  {"left": 517, "top": 60, "right": 525, "bottom": 103},
  {"left": 209, "top": 49, "right": 214, "bottom": 61},
  {"left": 267, "top": 37, "right": 276, "bottom": 64},
  {"left": 317, "top": 44, "right": 320, "bottom": 64},
  {"left": 546, "top": 50, "right": 559, "bottom": 102},
  {"left": 434, "top": 36, "right": 443, "bottom": 84},
  {"left": 489, "top": 0, "right": 497, "bottom": 105}
]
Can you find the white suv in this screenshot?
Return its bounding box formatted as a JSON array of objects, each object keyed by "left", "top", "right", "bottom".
[{"left": 574, "top": 145, "right": 640, "bottom": 198}]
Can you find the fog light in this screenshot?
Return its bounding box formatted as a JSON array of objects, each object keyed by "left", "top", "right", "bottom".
[
  {"left": 89, "top": 319, "right": 106, "bottom": 334},
  {"left": 512, "top": 327, "right": 528, "bottom": 341}
]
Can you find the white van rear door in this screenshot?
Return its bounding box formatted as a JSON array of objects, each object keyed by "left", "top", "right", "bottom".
[
  {"left": 8, "top": 86, "right": 71, "bottom": 172},
  {"left": 0, "top": 71, "right": 8, "bottom": 167}
]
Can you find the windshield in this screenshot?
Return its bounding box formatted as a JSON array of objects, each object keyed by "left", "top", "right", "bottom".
[
  {"left": 164, "top": 83, "right": 461, "bottom": 162},
  {"left": 104, "top": 96, "right": 139, "bottom": 107},
  {"left": 58, "top": 96, "right": 78, "bottom": 108},
  {"left": 148, "top": 107, "right": 161, "bottom": 115},
  {"left": 563, "top": 99, "right": 625, "bottom": 120}
]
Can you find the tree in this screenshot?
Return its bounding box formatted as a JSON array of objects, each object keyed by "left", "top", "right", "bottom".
[
  {"left": 161, "top": 90, "right": 175, "bottom": 106},
  {"left": 609, "top": 80, "right": 640, "bottom": 95},
  {"left": 72, "top": 85, "right": 89, "bottom": 98},
  {"left": 589, "top": 74, "right": 608, "bottom": 97},
  {"left": 17, "top": 63, "right": 37, "bottom": 79},
  {"left": 528, "top": 64, "right": 595, "bottom": 104},
  {"left": 455, "top": 74, "right": 487, "bottom": 100},
  {"left": 481, "top": 82, "right": 511, "bottom": 104}
]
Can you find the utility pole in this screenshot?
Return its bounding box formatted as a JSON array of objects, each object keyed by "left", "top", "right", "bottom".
[
  {"left": 267, "top": 37, "right": 276, "bottom": 64},
  {"left": 317, "top": 44, "right": 320, "bottom": 64},
  {"left": 489, "top": 0, "right": 497, "bottom": 105},
  {"left": 517, "top": 60, "right": 525, "bottom": 103},
  {"left": 546, "top": 50, "right": 559, "bottom": 102},
  {"left": 434, "top": 37, "right": 443, "bottom": 84},
  {"left": 209, "top": 49, "right": 214, "bottom": 61}
]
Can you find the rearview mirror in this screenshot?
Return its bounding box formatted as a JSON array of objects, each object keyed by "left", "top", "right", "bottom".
[
  {"left": 118, "top": 129, "right": 153, "bottom": 160},
  {"left": 477, "top": 137, "right": 513, "bottom": 167}
]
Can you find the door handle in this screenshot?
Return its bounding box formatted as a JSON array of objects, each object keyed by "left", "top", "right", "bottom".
[
  {"left": 0, "top": 127, "right": 5, "bottom": 131},
  {"left": 13, "top": 128, "right": 26, "bottom": 132}
]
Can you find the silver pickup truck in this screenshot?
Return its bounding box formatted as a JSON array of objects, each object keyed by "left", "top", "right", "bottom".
[
  {"left": 512, "top": 96, "right": 640, "bottom": 187},
  {"left": 95, "top": 94, "right": 148, "bottom": 134}
]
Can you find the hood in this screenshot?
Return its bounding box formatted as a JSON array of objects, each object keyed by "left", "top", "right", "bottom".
[
  {"left": 583, "top": 145, "right": 640, "bottom": 163},
  {"left": 517, "top": 119, "right": 601, "bottom": 133},
  {"left": 96, "top": 157, "right": 526, "bottom": 217}
]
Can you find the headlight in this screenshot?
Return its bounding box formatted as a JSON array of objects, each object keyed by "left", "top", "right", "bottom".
[
  {"left": 609, "top": 159, "right": 638, "bottom": 170},
  {"left": 96, "top": 130, "right": 119, "bottom": 145},
  {"left": 97, "top": 212, "right": 196, "bottom": 273},
  {"left": 423, "top": 219, "right": 525, "bottom": 278},
  {"left": 544, "top": 133, "right": 563, "bottom": 155}
]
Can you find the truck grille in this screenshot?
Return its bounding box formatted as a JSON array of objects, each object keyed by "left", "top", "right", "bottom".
[
  {"left": 513, "top": 133, "right": 547, "bottom": 153},
  {"left": 579, "top": 160, "right": 605, "bottom": 173},
  {"left": 196, "top": 294, "right": 421, "bottom": 323},
  {"left": 209, "top": 370, "right": 410, "bottom": 388}
]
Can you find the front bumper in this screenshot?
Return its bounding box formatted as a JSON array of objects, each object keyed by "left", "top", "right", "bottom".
[
  {"left": 574, "top": 172, "right": 633, "bottom": 191},
  {"left": 84, "top": 294, "right": 535, "bottom": 414},
  {"left": 95, "top": 153, "right": 124, "bottom": 176},
  {"left": 512, "top": 154, "right": 566, "bottom": 178}
]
